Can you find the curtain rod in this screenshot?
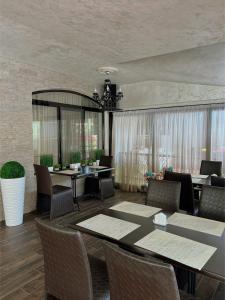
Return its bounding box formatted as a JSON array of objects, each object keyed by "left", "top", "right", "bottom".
[{"left": 114, "top": 100, "right": 225, "bottom": 113}]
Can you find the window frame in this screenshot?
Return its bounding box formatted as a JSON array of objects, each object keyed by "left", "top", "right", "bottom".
[{"left": 32, "top": 95, "right": 104, "bottom": 165}]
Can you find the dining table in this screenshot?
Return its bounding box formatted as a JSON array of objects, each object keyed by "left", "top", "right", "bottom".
[
  {"left": 68, "top": 202, "right": 225, "bottom": 295},
  {"left": 51, "top": 166, "right": 114, "bottom": 209}
]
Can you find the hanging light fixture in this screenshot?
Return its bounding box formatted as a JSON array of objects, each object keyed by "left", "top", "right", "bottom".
[{"left": 93, "top": 67, "right": 123, "bottom": 111}]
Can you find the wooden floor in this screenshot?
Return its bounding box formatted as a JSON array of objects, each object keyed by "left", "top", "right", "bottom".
[{"left": 0, "top": 191, "right": 222, "bottom": 300}]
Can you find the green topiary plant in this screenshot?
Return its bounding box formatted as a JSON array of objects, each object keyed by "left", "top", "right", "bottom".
[
  {"left": 94, "top": 149, "right": 105, "bottom": 161},
  {"left": 40, "top": 154, "right": 53, "bottom": 167},
  {"left": 0, "top": 161, "right": 25, "bottom": 179},
  {"left": 70, "top": 151, "right": 81, "bottom": 164}
]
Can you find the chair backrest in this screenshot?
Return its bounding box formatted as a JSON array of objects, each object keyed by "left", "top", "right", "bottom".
[
  {"left": 200, "top": 160, "right": 222, "bottom": 176},
  {"left": 103, "top": 242, "right": 181, "bottom": 300},
  {"left": 100, "top": 155, "right": 113, "bottom": 168},
  {"left": 164, "top": 171, "right": 194, "bottom": 214},
  {"left": 99, "top": 155, "right": 113, "bottom": 178},
  {"left": 211, "top": 176, "right": 225, "bottom": 187},
  {"left": 199, "top": 185, "right": 225, "bottom": 222},
  {"left": 146, "top": 180, "right": 181, "bottom": 212},
  {"left": 34, "top": 164, "right": 52, "bottom": 196},
  {"left": 36, "top": 219, "right": 93, "bottom": 300}
]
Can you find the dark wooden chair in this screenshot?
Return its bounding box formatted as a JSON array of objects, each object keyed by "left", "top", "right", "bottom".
[
  {"left": 199, "top": 185, "right": 225, "bottom": 222},
  {"left": 103, "top": 242, "right": 198, "bottom": 300},
  {"left": 164, "top": 171, "right": 195, "bottom": 215},
  {"left": 211, "top": 176, "right": 225, "bottom": 187},
  {"left": 36, "top": 219, "right": 109, "bottom": 300},
  {"left": 34, "top": 164, "right": 75, "bottom": 219},
  {"left": 200, "top": 160, "right": 222, "bottom": 176},
  {"left": 85, "top": 156, "right": 114, "bottom": 200},
  {"left": 146, "top": 179, "right": 181, "bottom": 212}
]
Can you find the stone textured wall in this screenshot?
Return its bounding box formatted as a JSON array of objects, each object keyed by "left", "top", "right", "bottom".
[
  {"left": 119, "top": 80, "right": 225, "bottom": 110},
  {"left": 0, "top": 56, "right": 92, "bottom": 221}
]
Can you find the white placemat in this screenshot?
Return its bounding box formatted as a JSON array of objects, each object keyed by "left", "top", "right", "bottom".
[
  {"left": 77, "top": 214, "right": 140, "bottom": 240},
  {"left": 89, "top": 166, "right": 107, "bottom": 169},
  {"left": 135, "top": 229, "right": 217, "bottom": 270},
  {"left": 110, "top": 201, "right": 161, "bottom": 218},
  {"left": 168, "top": 213, "right": 225, "bottom": 237},
  {"left": 192, "top": 174, "right": 209, "bottom": 179},
  {"left": 57, "top": 170, "right": 79, "bottom": 175}
]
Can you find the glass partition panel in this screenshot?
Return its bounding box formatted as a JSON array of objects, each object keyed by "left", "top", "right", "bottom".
[
  {"left": 61, "top": 109, "right": 83, "bottom": 165},
  {"left": 85, "top": 111, "right": 103, "bottom": 159},
  {"left": 32, "top": 105, "right": 58, "bottom": 164}
]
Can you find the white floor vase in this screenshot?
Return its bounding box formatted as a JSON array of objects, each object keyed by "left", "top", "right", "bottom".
[{"left": 1, "top": 177, "right": 25, "bottom": 226}]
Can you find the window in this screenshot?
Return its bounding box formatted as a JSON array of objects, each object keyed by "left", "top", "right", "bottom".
[
  {"left": 32, "top": 91, "right": 103, "bottom": 165},
  {"left": 32, "top": 105, "right": 58, "bottom": 164},
  {"left": 85, "top": 111, "right": 103, "bottom": 159},
  {"left": 113, "top": 104, "right": 225, "bottom": 191},
  {"left": 211, "top": 106, "right": 225, "bottom": 174}
]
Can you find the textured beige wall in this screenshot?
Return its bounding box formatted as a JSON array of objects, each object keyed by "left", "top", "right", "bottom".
[
  {"left": 119, "top": 80, "right": 225, "bottom": 110},
  {"left": 0, "top": 56, "right": 92, "bottom": 221}
]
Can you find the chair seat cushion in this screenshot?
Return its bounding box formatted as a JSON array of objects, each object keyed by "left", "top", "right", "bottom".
[
  {"left": 52, "top": 185, "right": 72, "bottom": 194},
  {"left": 88, "top": 255, "right": 109, "bottom": 300}
]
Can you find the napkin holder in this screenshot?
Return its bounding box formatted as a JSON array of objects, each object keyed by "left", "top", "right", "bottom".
[{"left": 153, "top": 213, "right": 167, "bottom": 226}]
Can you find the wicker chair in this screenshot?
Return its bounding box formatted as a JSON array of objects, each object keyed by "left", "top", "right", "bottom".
[
  {"left": 200, "top": 160, "right": 222, "bottom": 176},
  {"left": 85, "top": 156, "right": 114, "bottom": 201},
  {"left": 36, "top": 219, "right": 109, "bottom": 300},
  {"left": 34, "top": 164, "right": 75, "bottom": 219},
  {"left": 199, "top": 185, "right": 225, "bottom": 222},
  {"left": 211, "top": 176, "right": 225, "bottom": 187},
  {"left": 146, "top": 180, "right": 181, "bottom": 212},
  {"left": 164, "top": 171, "right": 195, "bottom": 214},
  {"left": 103, "top": 242, "right": 198, "bottom": 300}
]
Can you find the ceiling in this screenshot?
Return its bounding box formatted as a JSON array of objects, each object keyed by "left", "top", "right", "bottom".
[{"left": 0, "top": 0, "right": 225, "bottom": 87}]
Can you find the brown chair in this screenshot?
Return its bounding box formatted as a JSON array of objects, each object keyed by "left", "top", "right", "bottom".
[
  {"left": 146, "top": 179, "right": 181, "bottom": 212},
  {"left": 200, "top": 160, "right": 222, "bottom": 176},
  {"left": 103, "top": 242, "right": 198, "bottom": 300},
  {"left": 36, "top": 219, "right": 109, "bottom": 300},
  {"left": 211, "top": 176, "right": 225, "bottom": 187},
  {"left": 85, "top": 156, "right": 114, "bottom": 200},
  {"left": 199, "top": 185, "right": 225, "bottom": 222},
  {"left": 164, "top": 171, "right": 195, "bottom": 215},
  {"left": 34, "top": 164, "right": 75, "bottom": 219}
]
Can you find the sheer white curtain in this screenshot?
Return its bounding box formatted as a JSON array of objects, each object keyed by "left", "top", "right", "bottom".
[
  {"left": 153, "top": 108, "right": 208, "bottom": 174},
  {"left": 61, "top": 109, "right": 82, "bottom": 164},
  {"left": 84, "top": 111, "right": 103, "bottom": 159},
  {"left": 32, "top": 105, "right": 58, "bottom": 164},
  {"left": 113, "top": 111, "right": 153, "bottom": 191},
  {"left": 211, "top": 105, "right": 225, "bottom": 175}
]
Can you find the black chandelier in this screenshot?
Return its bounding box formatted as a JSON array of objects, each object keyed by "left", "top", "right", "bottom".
[{"left": 93, "top": 79, "right": 123, "bottom": 111}]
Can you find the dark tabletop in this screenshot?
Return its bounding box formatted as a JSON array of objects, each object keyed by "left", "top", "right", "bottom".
[
  {"left": 69, "top": 207, "right": 225, "bottom": 282},
  {"left": 51, "top": 166, "right": 114, "bottom": 178}
]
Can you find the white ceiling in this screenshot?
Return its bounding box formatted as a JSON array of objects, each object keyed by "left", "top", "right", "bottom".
[{"left": 0, "top": 0, "right": 225, "bottom": 87}]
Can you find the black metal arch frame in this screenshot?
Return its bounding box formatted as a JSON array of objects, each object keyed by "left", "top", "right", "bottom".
[
  {"left": 32, "top": 89, "right": 105, "bottom": 165},
  {"left": 32, "top": 88, "right": 103, "bottom": 108}
]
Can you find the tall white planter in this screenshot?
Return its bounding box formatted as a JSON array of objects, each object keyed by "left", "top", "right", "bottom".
[{"left": 1, "top": 177, "right": 25, "bottom": 226}]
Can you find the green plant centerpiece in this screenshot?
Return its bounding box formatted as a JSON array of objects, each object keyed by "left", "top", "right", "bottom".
[
  {"left": 0, "top": 161, "right": 25, "bottom": 226},
  {"left": 94, "top": 149, "right": 105, "bottom": 162},
  {"left": 40, "top": 154, "right": 53, "bottom": 167},
  {"left": 70, "top": 151, "right": 81, "bottom": 164},
  {"left": 53, "top": 163, "right": 61, "bottom": 171}
]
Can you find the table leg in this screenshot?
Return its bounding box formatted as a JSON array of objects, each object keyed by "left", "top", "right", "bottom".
[
  {"left": 72, "top": 177, "right": 80, "bottom": 211},
  {"left": 187, "top": 271, "right": 196, "bottom": 295}
]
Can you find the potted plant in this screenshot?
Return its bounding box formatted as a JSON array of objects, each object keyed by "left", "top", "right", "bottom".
[
  {"left": 70, "top": 151, "right": 81, "bottom": 169},
  {"left": 53, "top": 163, "right": 61, "bottom": 171},
  {"left": 0, "top": 161, "right": 25, "bottom": 226},
  {"left": 94, "top": 149, "right": 104, "bottom": 165},
  {"left": 40, "top": 154, "right": 54, "bottom": 172}
]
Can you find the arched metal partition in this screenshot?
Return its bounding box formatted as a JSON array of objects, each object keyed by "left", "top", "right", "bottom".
[{"left": 32, "top": 89, "right": 104, "bottom": 166}]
